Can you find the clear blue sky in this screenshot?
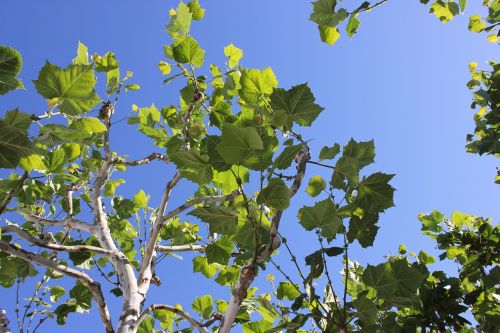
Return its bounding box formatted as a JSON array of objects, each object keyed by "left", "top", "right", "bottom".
[{"left": 1, "top": 1, "right": 498, "bottom": 332}]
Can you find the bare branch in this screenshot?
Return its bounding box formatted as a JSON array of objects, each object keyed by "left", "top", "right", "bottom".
[
  {"left": 138, "top": 170, "right": 181, "bottom": 293},
  {"left": 0, "top": 240, "right": 114, "bottom": 333},
  {"left": 219, "top": 145, "right": 310, "bottom": 333},
  {"left": 26, "top": 215, "right": 97, "bottom": 234},
  {"left": 135, "top": 304, "right": 208, "bottom": 333},
  {"left": 113, "top": 153, "right": 168, "bottom": 166},
  {"left": 2, "top": 224, "right": 113, "bottom": 258},
  {"left": 156, "top": 244, "right": 205, "bottom": 253}
]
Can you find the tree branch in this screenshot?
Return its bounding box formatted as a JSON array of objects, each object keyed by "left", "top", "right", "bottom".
[
  {"left": 2, "top": 224, "right": 114, "bottom": 258},
  {"left": 112, "top": 153, "right": 168, "bottom": 166},
  {"left": 134, "top": 304, "right": 208, "bottom": 333},
  {"left": 26, "top": 215, "right": 97, "bottom": 234},
  {"left": 219, "top": 145, "right": 310, "bottom": 333},
  {"left": 137, "top": 170, "right": 181, "bottom": 294},
  {"left": 155, "top": 244, "right": 205, "bottom": 253},
  {"left": 0, "top": 240, "right": 114, "bottom": 333}
]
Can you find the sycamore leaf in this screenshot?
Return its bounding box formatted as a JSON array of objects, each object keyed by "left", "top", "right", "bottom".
[
  {"left": 257, "top": 178, "right": 290, "bottom": 210},
  {"left": 192, "top": 295, "right": 213, "bottom": 319},
  {"left": 224, "top": 43, "right": 243, "bottom": 69},
  {"left": 172, "top": 36, "right": 205, "bottom": 68},
  {"left": 187, "top": 0, "right": 205, "bottom": 20},
  {"left": 0, "top": 120, "right": 33, "bottom": 169},
  {"left": 193, "top": 256, "right": 218, "bottom": 278},
  {"left": 189, "top": 206, "right": 238, "bottom": 235},
  {"left": 0, "top": 45, "right": 24, "bottom": 95},
  {"left": 216, "top": 123, "right": 263, "bottom": 164},
  {"left": 298, "top": 199, "right": 341, "bottom": 239},
  {"left": 318, "top": 25, "right": 340, "bottom": 46},
  {"left": 274, "top": 144, "right": 304, "bottom": 170},
  {"left": 429, "top": 0, "right": 460, "bottom": 23},
  {"left": 306, "top": 176, "right": 326, "bottom": 197},
  {"left": 354, "top": 172, "right": 395, "bottom": 213},
  {"left": 270, "top": 83, "right": 323, "bottom": 128},
  {"left": 73, "top": 42, "right": 89, "bottom": 65},
  {"left": 167, "top": 2, "right": 192, "bottom": 39},
  {"left": 362, "top": 259, "right": 426, "bottom": 299},
  {"left": 277, "top": 282, "right": 301, "bottom": 300},
  {"left": 206, "top": 236, "right": 233, "bottom": 265},
  {"left": 33, "top": 61, "right": 101, "bottom": 115},
  {"left": 239, "top": 68, "right": 278, "bottom": 103},
  {"left": 170, "top": 150, "right": 213, "bottom": 185}
]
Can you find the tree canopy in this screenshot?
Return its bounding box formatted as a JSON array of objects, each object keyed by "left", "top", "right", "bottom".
[{"left": 0, "top": 1, "right": 498, "bottom": 333}]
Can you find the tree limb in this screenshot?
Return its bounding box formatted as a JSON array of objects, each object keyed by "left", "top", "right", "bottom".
[
  {"left": 2, "top": 224, "right": 114, "bottom": 258},
  {"left": 155, "top": 244, "right": 205, "bottom": 253},
  {"left": 134, "top": 304, "right": 208, "bottom": 333},
  {"left": 112, "top": 153, "right": 168, "bottom": 166},
  {"left": 138, "top": 170, "right": 181, "bottom": 294},
  {"left": 219, "top": 145, "right": 310, "bottom": 333},
  {"left": 0, "top": 240, "right": 114, "bottom": 333},
  {"left": 26, "top": 215, "right": 97, "bottom": 234}
]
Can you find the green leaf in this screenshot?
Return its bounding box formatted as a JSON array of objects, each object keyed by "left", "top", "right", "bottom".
[
  {"left": 347, "top": 214, "right": 380, "bottom": 248},
  {"left": 319, "top": 143, "right": 340, "bottom": 161},
  {"left": 298, "top": 199, "right": 341, "bottom": 239},
  {"left": 189, "top": 206, "right": 238, "bottom": 235},
  {"left": 274, "top": 144, "right": 304, "bottom": 170},
  {"left": 216, "top": 123, "right": 263, "bottom": 164},
  {"left": 44, "top": 149, "right": 67, "bottom": 173},
  {"left": 352, "top": 295, "right": 377, "bottom": 325},
  {"left": 137, "top": 316, "right": 154, "bottom": 333},
  {"left": 206, "top": 236, "right": 233, "bottom": 265},
  {"left": 332, "top": 139, "right": 375, "bottom": 187},
  {"left": 362, "top": 259, "right": 426, "bottom": 299},
  {"left": 346, "top": 15, "right": 361, "bottom": 38},
  {"left": 311, "top": 6, "right": 348, "bottom": 27},
  {"left": 270, "top": 83, "right": 324, "bottom": 128},
  {"left": 33, "top": 62, "right": 101, "bottom": 115},
  {"left": 192, "top": 256, "right": 218, "bottom": 278},
  {"left": 354, "top": 173, "right": 395, "bottom": 213},
  {"left": 50, "top": 286, "right": 66, "bottom": 302},
  {"left": 224, "top": 43, "right": 243, "bottom": 69},
  {"left": 167, "top": 2, "right": 192, "bottom": 39},
  {"left": 124, "top": 84, "right": 141, "bottom": 92},
  {"left": 192, "top": 295, "right": 213, "bottom": 319},
  {"left": 239, "top": 68, "right": 278, "bottom": 103},
  {"left": 212, "top": 165, "right": 249, "bottom": 194},
  {"left": 133, "top": 190, "right": 148, "bottom": 209},
  {"left": 306, "top": 176, "right": 326, "bottom": 197},
  {"left": 69, "top": 281, "right": 92, "bottom": 311},
  {"left": 0, "top": 45, "right": 23, "bottom": 95},
  {"left": 257, "top": 178, "right": 290, "bottom": 210},
  {"left": 468, "top": 14, "right": 486, "bottom": 32},
  {"left": 187, "top": 0, "right": 205, "bottom": 20},
  {"left": 19, "top": 154, "right": 46, "bottom": 172},
  {"left": 0, "top": 120, "right": 33, "bottom": 169},
  {"left": 429, "top": 0, "right": 460, "bottom": 23},
  {"left": 459, "top": 0, "right": 466, "bottom": 12},
  {"left": 318, "top": 25, "right": 340, "bottom": 46},
  {"left": 277, "top": 282, "right": 301, "bottom": 300},
  {"left": 417, "top": 250, "right": 435, "bottom": 265},
  {"left": 103, "top": 179, "right": 125, "bottom": 196},
  {"left": 170, "top": 150, "right": 213, "bottom": 185},
  {"left": 69, "top": 117, "right": 106, "bottom": 135},
  {"left": 73, "top": 41, "right": 89, "bottom": 65},
  {"left": 158, "top": 61, "right": 171, "bottom": 75},
  {"left": 94, "top": 52, "right": 119, "bottom": 72},
  {"left": 172, "top": 36, "right": 205, "bottom": 67},
  {"left": 4, "top": 108, "right": 31, "bottom": 133}
]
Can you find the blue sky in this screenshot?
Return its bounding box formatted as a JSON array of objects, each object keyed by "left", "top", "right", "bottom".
[{"left": 1, "top": 1, "right": 499, "bottom": 332}]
